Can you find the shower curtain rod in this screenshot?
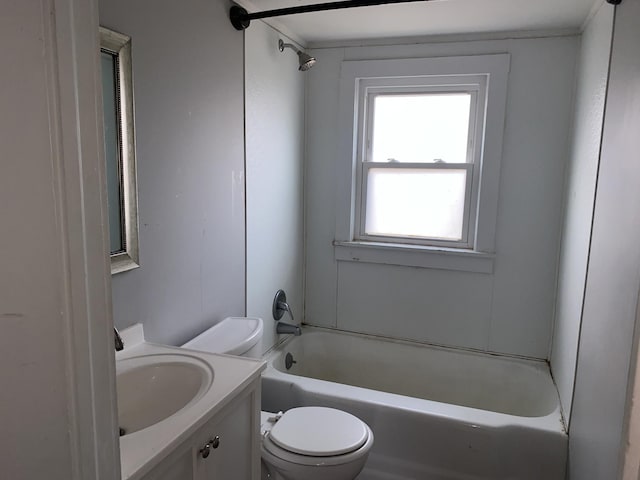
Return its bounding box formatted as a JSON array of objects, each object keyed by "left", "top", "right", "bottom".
[{"left": 230, "top": 0, "right": 434, "bottom": 30}]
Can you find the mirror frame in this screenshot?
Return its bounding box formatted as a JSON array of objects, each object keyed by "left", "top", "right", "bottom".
[{"left": 100, "top": 26, "right": 140, "bottom": 274}]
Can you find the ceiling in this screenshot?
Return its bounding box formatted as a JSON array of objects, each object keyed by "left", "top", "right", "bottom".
[{"left": 237, "top": 0, "right": 601, "bottom": 45}]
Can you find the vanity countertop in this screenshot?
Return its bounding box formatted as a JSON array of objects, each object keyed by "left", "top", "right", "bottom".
[{"left": 116, "top": 325, "right": 265, "bottom": 480}]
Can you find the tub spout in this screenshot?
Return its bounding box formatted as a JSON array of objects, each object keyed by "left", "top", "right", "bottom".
[{"left": 276, "top": 322, "right": 302, "bottom": 336}]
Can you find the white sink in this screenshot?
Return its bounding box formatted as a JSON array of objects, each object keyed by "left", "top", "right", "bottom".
[
  {"left": 115, "top": 327, "right": 265, "bottom": 480},
  {"left": 116, "top": 353, "right": 214, "bottom": 435}
]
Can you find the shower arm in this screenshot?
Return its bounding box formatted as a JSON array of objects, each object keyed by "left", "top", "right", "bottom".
[
  {"left": 279, "top": 40, "right": 300, "bottom": 54},
  {"left": 230, "top": 0, "right": 434, "bottom": 31}
]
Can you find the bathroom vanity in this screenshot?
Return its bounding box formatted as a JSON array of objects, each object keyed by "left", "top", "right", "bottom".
[
  {"left": 116, "top": 326, "right": 265, "bottom": 480},
  {"left": 133, "top": 385, "right": 258, "bottom": 480}
]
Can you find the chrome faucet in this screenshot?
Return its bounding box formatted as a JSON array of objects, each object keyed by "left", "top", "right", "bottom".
[
  {"left": 276, "top": 300, "right": 294, "bottom": 323},
  {"left": 273, "top": 289, "right": 302, "bottom": 336},
  {"left": 114, "top": 327, "right": 124, "bottom": 352}
]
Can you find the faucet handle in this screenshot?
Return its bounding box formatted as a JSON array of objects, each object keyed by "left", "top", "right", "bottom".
[
  {"left": 277, "top": 301, "right": 294, "bottom": 323},
  {"left": 272, "top": 289, "right": 294, "bottom": 322},
  {"left": 114, "top": 327, "right": 124, "bottom": 352}
]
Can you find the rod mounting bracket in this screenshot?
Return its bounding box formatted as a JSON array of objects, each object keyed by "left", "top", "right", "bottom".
[{"left": 230, "top": 5, "right": 250, "bottom": 30}]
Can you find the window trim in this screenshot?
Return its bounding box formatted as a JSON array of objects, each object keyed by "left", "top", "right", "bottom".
[
  {"left": 333, "top": 240, "right": 496, "bottom": 274},
  {"left": 335, "top": 54, "right": 510, "bottom": 272},
  {"left": 355, "top": 79, "right": 486, "bottom": 248}
]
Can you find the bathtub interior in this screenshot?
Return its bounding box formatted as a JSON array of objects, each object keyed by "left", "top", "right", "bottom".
[{"left": 269, "top": 328, "right": 559, "bottom": 418}]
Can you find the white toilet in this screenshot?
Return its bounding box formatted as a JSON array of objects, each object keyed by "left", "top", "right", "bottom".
[
  {"left": 182, "top": 316, "right": 264, "bottom": 357},
  {"left": 182, "top": 317, "right": 374, "bottom": 480},
  {"left": 260, "top": 407, "right": 373, "bottom": 480}
]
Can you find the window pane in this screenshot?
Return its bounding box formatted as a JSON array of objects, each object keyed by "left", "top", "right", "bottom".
[
  {"left": 365, "top": 168, "right": 467, "bottom": 241},
  {"left": 371, "top": 93, "right": 471, "bottom": 164}
]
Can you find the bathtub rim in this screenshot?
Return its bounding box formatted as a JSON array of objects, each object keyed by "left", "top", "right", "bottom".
[
  {"left": 265, "top": 324, "right": 553, "bottom": 364},
  {"left": 262, "top": 325, "right": 566, "bottom": 435}
]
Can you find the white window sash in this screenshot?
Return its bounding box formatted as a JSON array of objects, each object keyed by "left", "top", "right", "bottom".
[
  {"left": 354, "top": 81, "right": 482, "bottom": 248},
  {"left": 364, "top": 88, "right": 480, "bottom": 164},
  {"left": 356, "top": 162, "right": 474, "bottom": 248}
]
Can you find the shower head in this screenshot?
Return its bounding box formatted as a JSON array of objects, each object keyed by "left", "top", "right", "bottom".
[
  {"left": 278, "top": 39, "right": 316, "bottom": 72},
  {"left": 297, "top": 51, "right": 316, "bottom": 71}
]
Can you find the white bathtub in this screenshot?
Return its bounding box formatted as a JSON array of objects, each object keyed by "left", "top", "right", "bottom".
[{"left": 261, "top": 327, "right": 567, "bottom": 480}]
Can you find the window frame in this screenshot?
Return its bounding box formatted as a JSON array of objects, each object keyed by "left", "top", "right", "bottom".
[
  {"left": 354, "top": 77, "right": 487, "bottom": 248},
  {"left": 334, "top": 54, "right": 510, "bottom": 273}
]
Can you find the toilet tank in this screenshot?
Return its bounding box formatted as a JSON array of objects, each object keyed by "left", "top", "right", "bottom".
[{"left": 182, "top": 317, "right": 263, "bottom": 358}]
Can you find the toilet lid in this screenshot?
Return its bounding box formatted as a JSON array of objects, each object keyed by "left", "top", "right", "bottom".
[{"left": 268, "top": 407, "right": 369, "bottom": 457}]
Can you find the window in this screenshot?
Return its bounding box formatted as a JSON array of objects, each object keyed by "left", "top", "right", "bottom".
[
  {"left": 335, "top": 55, "right": 509, "bottom": 272},
  {"left": 357, "top": 78, "right": 486, "bottom": 248}
]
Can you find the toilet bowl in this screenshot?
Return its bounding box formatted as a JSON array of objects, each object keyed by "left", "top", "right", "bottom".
[
  {"left": 182, "top": 317, "right": 374, "bottom": 479},
  {"left": 260, "top": 408, "right": 373, "bottom": 480}
]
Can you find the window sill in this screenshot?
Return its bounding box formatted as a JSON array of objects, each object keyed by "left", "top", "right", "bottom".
[{"left": 333, "top": 241, "right": 494, "bottom": 274}]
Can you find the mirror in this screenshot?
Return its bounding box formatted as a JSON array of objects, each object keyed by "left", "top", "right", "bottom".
[{"left": 100, "top": 26, "right": 140, "bottom": 274}]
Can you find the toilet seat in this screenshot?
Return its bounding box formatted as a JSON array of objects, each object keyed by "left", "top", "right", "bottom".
[
  {"left": 269, "top": 407, "right": 369, "bottom": 456},
  {"left": 261, "top": 407, "right": 374, "bottom": 467}
]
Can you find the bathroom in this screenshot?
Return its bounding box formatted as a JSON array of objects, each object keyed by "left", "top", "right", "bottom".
[{"left": 3, "top": 0, "right": 640, "bottom": 479}]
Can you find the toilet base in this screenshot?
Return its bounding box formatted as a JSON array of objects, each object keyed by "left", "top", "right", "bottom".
[
  {"left": 261, "top": 460, "right": 276, "bottom": 480},
  {"left": 261, "top": 447, "right": 369, "bottom": 480}
]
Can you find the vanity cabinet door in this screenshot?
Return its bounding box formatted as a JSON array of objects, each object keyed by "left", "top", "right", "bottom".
[
  {"left": 139, "top": 379, "right": 261, "bottom": 480},
  {"left": 193, "top": 391, "right": 259, "bottom": 480},
  {"left": 143, "top": 452, "right": 193, "bottom": 480}
]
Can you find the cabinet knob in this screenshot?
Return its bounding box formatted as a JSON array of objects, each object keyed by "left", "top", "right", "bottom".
[
  {"left": 200, "top": 436, "right": 220, "bottom": 459},
  {"left": 200, "top": 443, "right": 211, "bottom": 459}
]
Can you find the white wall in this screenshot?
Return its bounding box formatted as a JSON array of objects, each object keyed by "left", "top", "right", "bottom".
[
  {"left": 100, "top": 0, "right": 247, "bottom": 346},
  {"left": 1, "top": 0, "right": 119, "bottom": 478},
  {"left": 304, "top": 35, "right": 578, "bottom": 358},
  {"left": 550, "top": 3, "right": 613, "bottom": 423},
  {"left": 622, "top": 310, "right": 640, "bottom": 480},
  {"left": 568, "top": 1, "right": 640, "bottom": 477},
  {"left": 245, "top": 22, "right": 305, "bottom": 354}
]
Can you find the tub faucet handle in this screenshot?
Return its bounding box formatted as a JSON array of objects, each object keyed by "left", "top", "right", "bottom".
[
  {"left": 277, "top": 301, "right": 294, "bottom": 322},
  {"left": 273, "top": 290, "right": 301, "bottom": 336},
  {"left": 273, "top": 289, "right": 294, "bottom": 322}
]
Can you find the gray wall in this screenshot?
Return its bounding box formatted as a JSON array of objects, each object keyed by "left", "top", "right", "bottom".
[
  {"left": 245, "top": 21, "right": 305, "bottom": 354},
  {"left": 550, "top": 3, "right": 614, "bottom": 424},
  {"left": 568, "top": 1, "right": 640, "bottom": 478},
  {"left": 100, "top": 0, "right": 246, "bottom": 345},
  {"left": 304, "top": 35, "right": 578, "bottom": 359}
]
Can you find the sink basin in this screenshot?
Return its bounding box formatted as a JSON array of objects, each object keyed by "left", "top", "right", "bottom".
[{"left": 116, "top": 354, "right": 214, "bottom": 435}]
